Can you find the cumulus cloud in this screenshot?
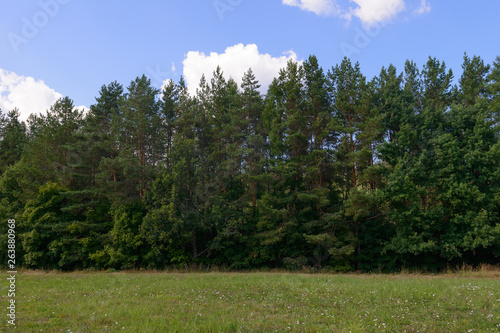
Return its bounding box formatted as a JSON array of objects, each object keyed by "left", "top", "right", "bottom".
[
  {"left": 414, "top": 0, "right": 431, "bottom": 15},
  {"left": 0, "top": 69, "right": 62, "bottom": 121},
  {"left": 182, "top": 43, "right": 301, "bottom": 95},
  {"left": 349, "top": 0, "right": 406, "bottom": 28},
  {"left": 75, "top": 105, "right": 90, "bottom": 116},
  {"left": 283, "top": 0, "right": 429, "bottom": 28},
  {"left": 160, "top": 78, "right": 174, "bottom": 91},
  {"left": 158, "top": 78, "right": 175, "bottom": 99}
]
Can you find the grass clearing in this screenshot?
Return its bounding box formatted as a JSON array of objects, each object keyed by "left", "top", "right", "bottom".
[{"left": 1, "top": 270, "right": 499, "bottom": 332}]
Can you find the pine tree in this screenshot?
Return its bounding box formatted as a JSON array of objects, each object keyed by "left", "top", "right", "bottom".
[
  {"left": 327, "top": 58, "right": 374, "bottom": 269},
  {"left": 115, "top": 75, "right": 161, "bottom": 200},
  {"left": 302, "top": 56, "right": 348, "bottom": 269},
  {"left": 240, "top": 68, "right": 266, "bottom": 208},
  {"left": 458, "top": 53, "right": 490, "bottom": 106},
  {"left": 327, "top": 57, "right": 367, "bottom": 196},
  {"left": 160, "top": 79, "right": 179, "bottom": 170},
  {"left": 86, "top": 81, "right": 124, "bottom": 186},
  {"left": 486, "top": 56, "right": 500, "bottom": 130},
  {"left": 0, "top": 108, "right": 27, "bottom": 175}
]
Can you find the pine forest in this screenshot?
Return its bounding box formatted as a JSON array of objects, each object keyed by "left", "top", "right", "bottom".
[{"left": 1, "top": 54, "right": 499, "bottom": 272}]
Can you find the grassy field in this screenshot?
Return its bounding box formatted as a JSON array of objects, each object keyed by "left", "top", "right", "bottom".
[{"left": 1, "top": 269, "right": 499, "bottom": 332}]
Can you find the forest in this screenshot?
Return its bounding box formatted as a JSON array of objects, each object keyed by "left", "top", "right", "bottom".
[{"left": 0, "top": 54, "right": 499, "bottom": 272}]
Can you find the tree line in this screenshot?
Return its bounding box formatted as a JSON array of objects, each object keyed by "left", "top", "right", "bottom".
[{"left": 0, "top": 54, "right": 499, "bottom": 272}]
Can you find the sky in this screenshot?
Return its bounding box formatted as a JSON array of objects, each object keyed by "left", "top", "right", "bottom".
[{"left": 0, "top": 0, "right": 499, "bottom": 120}]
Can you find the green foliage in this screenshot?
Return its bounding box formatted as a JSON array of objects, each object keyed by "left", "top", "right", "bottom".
[
  {"left": 382, "top": 102, "right": 500, "bottom": 269},
  {"left": 0, "top": 108, "right": 27, "bottom": 175},
  {"left": 458, "top": 53, "right": 490, "bottom": 106},
  {"left": 141, "top": 172, "right": 190, "bottom": 268},
  {"left": 5, "top": 54, "right": 500, "bottom": 271},
  {"left": 91, "top": 202, "right": 146, "bottom": 269},
  {"left": 21, "top": 182, "right": 73, "bottom": 269}
]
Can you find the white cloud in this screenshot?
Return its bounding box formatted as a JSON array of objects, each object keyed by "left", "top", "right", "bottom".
[
  {"left": 0, "top": 69, "right": 62, "bottom": 121},
  {"left": 283, "top": 0, "right": 428, "bottom": 28},
  {"left": 349, "top": 0, "right": 406, "bottom": 28},
  {"left": 414, "top": 0, "right": 431, "bottom": 15},
  {"left": 182, "top": 43, "right": 301, "bottom": 95},
  {"left": 75, "top": 105, "right": 90, "bottom": 116},
  {"left": 160, "top": 78, "right": 174, "bottom": 91},
  {"left": 158, "top": 78, "right": 174, "bottom": 99},
  {"left": 282, "top": 0, "right": 339, "bottom": 16},
  {"left": 0, "top": 69, "right": 89, "bottom": 121}
]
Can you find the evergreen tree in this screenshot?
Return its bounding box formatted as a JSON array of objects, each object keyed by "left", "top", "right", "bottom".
[
  {"left": 20, "top": 182, "right": 101, "bottom": 270},
  {"left": 101, "top": 75, "right": 162, "bottom": 202},
  {"left": 3, "top": 53, "right": 499, "bottom": 272},
  {"left": 0, "top": 108, "right": 27, "bottom": 175},
  {"left": 160, "top": 79, "right": 179, "bottom": 170},
  {"left": 86, "top": 81, "right": 124, "bottom": 187},
  {"left": 486, "top": 56, "right": 500, "bottom": 130},
  {"left": 301, "top": 56, "right": 345, "bottom": 269},
  {"left": 240, "top": 68, "right": 266, "bottom": 208},
  {"left": 327, "top": 57, "right": 367, "bottom": 196},
  {"left": 383, "top": 102, "right": 500, "bottom": 269},
  {"left": 16, "top": 97, "right": 83, "bottom": 192},
  {"left": 458, "top": 54, "right": 490, "bottom": 106},
  {"left": 327, "top": 58, "right": 377, "bottom": 269}
]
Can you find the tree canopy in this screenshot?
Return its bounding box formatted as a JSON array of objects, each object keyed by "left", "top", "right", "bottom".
[{"left": 1, "top": 54, "right": 499, "bottom": 272}]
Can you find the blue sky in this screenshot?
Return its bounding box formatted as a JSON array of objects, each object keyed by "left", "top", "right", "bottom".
[{"left": 0, "top": 0, "right": 499, "bottom": 120}]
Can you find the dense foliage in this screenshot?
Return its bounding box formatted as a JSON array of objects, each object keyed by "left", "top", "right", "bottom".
[{"left": 1, "top": 54, "right": 499, "bottom": 271}]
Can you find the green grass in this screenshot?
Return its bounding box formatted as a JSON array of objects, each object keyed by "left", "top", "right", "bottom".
[{"left": 1, "top": 270, "right": 499, "bottom": 332}]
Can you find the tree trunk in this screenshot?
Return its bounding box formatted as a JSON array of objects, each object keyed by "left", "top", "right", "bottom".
[
  {"left": 355, "top": 226, "right": 361, "bottom": 270},
  {"left": 350, "top": 132, "right": 356, "bottom": 188},
  {"left": 192, "top": 230, "right": 197, "bottom": 259}
]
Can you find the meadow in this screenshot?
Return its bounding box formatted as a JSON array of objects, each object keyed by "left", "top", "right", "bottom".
[{"left": 1, "top": 269, "right": 499, "bottom": 332}]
